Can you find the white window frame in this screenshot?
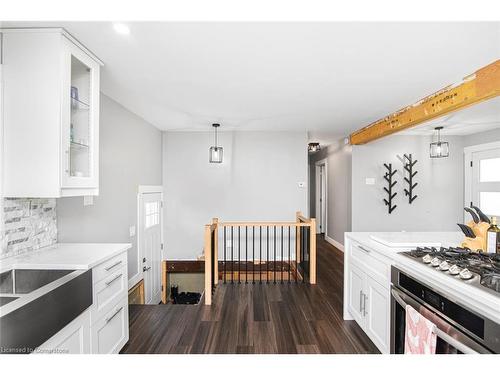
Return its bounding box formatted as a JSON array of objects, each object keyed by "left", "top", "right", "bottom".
[{"left": 464, "top": 141, "right": 500, "bottom": 222}]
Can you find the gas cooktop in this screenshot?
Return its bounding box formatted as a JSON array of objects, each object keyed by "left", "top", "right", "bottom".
[{"left": 400, "top": 247, "right": 500, "bottom": 297}]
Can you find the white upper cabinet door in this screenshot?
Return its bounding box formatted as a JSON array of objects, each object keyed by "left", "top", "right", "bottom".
[
  {"left": 61, "top": 37, "right": 100, "bottom": 191},
  {"left": 1, "top": 28, "right": 102, "bottom": 198}
]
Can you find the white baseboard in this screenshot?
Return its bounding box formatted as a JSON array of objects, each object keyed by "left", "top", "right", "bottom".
[{"left": 325, "top": 234, "right": 344, "bottom": 252}]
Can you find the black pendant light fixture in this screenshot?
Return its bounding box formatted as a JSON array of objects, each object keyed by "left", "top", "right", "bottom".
[
  {"left": 209, "top": 123, "right": 223, "bottom": 163},
  {"left": 429, "top": 126, "right": 449, "bottom": 158},
  {"left": 308, "top": 142, "right": 320, "bottom": 153}
]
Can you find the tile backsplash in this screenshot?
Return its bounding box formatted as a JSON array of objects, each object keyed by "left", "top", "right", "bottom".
[{"left": 1, "top": 198, "right": 57, "bottom": 259}]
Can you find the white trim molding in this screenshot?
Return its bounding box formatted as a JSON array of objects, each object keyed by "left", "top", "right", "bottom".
[
  {"left": 315, "top": 158, "right": 328, "bottom": 236},
  {"left": 325, "top": 234, "right": 344, "bottom": 252},
  {"left": 138, "top": 185, "right": 164, "bottom": 194}
]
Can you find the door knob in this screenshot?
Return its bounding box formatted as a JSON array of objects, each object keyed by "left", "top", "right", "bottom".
[{"left": 143, "top": 266, "right": 151, "bottom": 272}]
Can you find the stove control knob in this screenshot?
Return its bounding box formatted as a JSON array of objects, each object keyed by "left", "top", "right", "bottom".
[
  {"left": 459, "top": 268, "right": 473, "bottom": 280},
  {"left": 423, "top": 254, "right": 432, "bottom": 264},
  {"left": 439, "top": 261, "right": 450, "bottom": 271},
  {"left": 431, "top": 257, "right": 441, "bottom": 267},
  {"left": 449, "top": 265, "right": 461, "bottom": 275}
]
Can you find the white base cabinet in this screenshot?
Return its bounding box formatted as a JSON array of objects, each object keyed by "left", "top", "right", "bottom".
[
  {"left": 35, "top": 309, "right": 91, "bottom": 354},
  {"left": 35, "top": 250, "right": 129, "bottom": 354},
  {"left": 344, "top": 237, "right": 392, "bottom": 354}
]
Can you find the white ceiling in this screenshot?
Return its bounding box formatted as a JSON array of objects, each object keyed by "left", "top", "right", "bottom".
[
  {"left": 2, "top": 22, "right": 499, "bottom": 140},
  {"left": 401, "top": 97, "right": 500, "bottom": 136}
]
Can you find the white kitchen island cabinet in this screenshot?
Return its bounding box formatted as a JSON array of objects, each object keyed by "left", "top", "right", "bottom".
[
  {"left": 344, "top": 234, "right": 394, "bottom": 354},
  {"left": 1, "top": 28, "right": 102, "bottom": 197}
]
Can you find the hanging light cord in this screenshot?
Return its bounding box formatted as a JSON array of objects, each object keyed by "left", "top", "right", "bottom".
[{"left": 214, "top": 125, "right": 218, "bottom": 148}]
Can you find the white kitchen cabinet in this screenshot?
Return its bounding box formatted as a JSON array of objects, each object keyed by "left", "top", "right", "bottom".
[
  {"left": 91, "top": 297, "right": 129, "bottom": 354},
  {"left": 35, "top": 309, "right": 91, "bottom": 354},
  {"left": 347, "top": 262, "right": 365, "bottom": 325},
  {"left": 344, "top": 237, "right": 392, "bottom": 353},
  {"left": 1, "top": 28, "right": 102, "bottom": 197},
  {"left": 364, "top": 275, "right": 390, "bottom": 354}
]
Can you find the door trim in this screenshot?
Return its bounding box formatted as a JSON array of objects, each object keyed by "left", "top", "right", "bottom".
[
  {"left": 315, "top": 158, "right": 328, "bottom": 236},
  {"left": 130, "top": 185, "right": 164, "bottom": 290}
]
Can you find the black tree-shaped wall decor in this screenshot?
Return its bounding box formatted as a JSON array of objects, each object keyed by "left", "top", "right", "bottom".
[
  {"left": 403, "top": 153, "right": 418, "bottom": 204},
  {"left": 383, "top": 163, "right": 397, "bottom": 214}
]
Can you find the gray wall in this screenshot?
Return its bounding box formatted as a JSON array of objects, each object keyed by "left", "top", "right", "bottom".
[
  {"left": 351, "top": 135, "right": 464, "bottom": 232},
  {"left": 309, "top": 141, "right": 352, "bottom": 246},
  {"left": 57, "top": 94, "right": 163, "bottom": 282},
  {"left": 163, "top": 131, "right": 308, "bottom": 260},
  {"left": 463, "top": 127, "right": 500, "bottom": 147}
]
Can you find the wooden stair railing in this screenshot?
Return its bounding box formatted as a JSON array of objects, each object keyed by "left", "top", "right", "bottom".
[{"left": 204, "top": 212, "right": 317, "bottom": 305}]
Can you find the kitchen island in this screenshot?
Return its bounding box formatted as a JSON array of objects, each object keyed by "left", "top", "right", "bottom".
[{"left": 343, "top": 231, "right": 500, "bottom": 354}]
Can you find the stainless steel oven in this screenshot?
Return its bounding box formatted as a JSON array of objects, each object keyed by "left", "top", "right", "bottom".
[{"left": 391, "top": 266, "right": 500, "bottom": 354}]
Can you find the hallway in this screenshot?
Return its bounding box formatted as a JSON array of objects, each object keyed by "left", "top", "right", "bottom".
[{"left": 120, "top": 235, "right": 379, "bottom": 354}]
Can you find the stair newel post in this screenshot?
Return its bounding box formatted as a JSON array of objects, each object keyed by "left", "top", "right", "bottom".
[
  {"left": 212, "top": 218, "right": 219, "bottom": 286},
  {"left": 204, "top": 224, "right": 212, "bottom": 305},
  {"left": 309, "top": 218, "right": 317, "bottom": 285}
]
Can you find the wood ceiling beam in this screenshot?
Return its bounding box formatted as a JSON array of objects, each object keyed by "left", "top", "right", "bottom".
[{"left": 349, "top": 59, "right": 500, "bottom": 145}]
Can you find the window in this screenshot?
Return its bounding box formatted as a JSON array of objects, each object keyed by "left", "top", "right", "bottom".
[
  {"left": 145, "top": 201, "right": 160, "bottom": 228},
  {"left": 480, "top": 157, "right": 500, "bottom": 182},
  {"left": 465, "top": 142, "right": 500, "bottom": 218}
]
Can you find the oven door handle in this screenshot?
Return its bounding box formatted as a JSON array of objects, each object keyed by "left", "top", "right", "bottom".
[{"left": 391, "top": 288, "right": 483, "bottom": 354}]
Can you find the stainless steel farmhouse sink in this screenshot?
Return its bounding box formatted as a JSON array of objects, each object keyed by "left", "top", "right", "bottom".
[{"left": 0, "top": 268, "right": 92, "bottom": 353}]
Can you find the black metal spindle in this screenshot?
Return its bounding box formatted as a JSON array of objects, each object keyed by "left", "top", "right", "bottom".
[
  {"left": 274, "top": 226, "right": 276, "bottom": 284},
  {"left": 223, "top": 226, "right": 227, "bottom": 284},
  {"left": 295, "top": 226, "right": 298, "bottom": 283},
  {"left": 245, "top": 226, "right": 248, "bottom": 284},
  {"left": 231, "top": 226, "right": 234, "bottom": 284},
  {"left": 288, "top": 226, "right": 291, "bottom": 283},
  {"left": 238, "top": 226, "right": 241, "bottom": 284},
  {"left": 302, "top": 227, "right": 309, "bottom": 283},
  {"left": 281, "top": 226, "right": 284, "bottom": 284},
  {"left": 260, "top": 226, "right": 262, "bottom": 284},
  {"left": 267, "top": 226, "right": 269, "bottom": 284},
  {"left": 252, "top": 226, "right": 255, "bottom": 284}
]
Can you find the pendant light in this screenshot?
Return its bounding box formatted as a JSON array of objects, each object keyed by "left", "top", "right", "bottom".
[
  {"left": 430, "top": 126, "right": 449, "bottom": 158},
  {"left": 209, "top": 123, "right": 223, "bottom": 163},
  {"left": 308, "top": 142, "right": 320, "bottom": 153}
]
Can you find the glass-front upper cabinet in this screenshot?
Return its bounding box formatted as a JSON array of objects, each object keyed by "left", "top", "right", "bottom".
[
  {"left": 2, "top": 28, "right": 102, "bottom": 197},
  {"left": 61, "top": 37, "right": 101, "bottom": 193}
]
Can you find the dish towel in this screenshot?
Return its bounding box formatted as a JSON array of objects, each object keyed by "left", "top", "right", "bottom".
[{"left": 404, "top": 304, "right": 437, "bottom": 354}]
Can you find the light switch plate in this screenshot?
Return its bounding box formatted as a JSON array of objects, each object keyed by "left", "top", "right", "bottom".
[
  {"left": 129, "top": 225, "right": 136, "bottom": 237},
  {"left": 83, "top": 196, "right": 94, "bottom": 206},
  {"left": 365, "top": 178, "right": 375, "bottom": 185}
]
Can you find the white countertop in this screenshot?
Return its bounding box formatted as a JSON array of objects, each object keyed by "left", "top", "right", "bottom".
[
  {"left": 345, "top": 231, "right": 500, "bottom": 324},
  {"left": 369, "top": 231, "right": 463, "bottom": 248},
  {"left": 0, "top": 243, "right": 132, "bottom": 273}
]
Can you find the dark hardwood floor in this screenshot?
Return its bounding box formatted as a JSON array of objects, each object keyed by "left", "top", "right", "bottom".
[{"left": 120, "top": 235, "right": 379, "bottom": 354}]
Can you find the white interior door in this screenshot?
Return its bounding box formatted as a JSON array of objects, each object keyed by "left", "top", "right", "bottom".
[{"left": 140, "top": 192, "right": 163, "bottom": 304}]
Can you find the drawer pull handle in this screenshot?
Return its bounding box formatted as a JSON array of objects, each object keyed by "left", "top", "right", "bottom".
[
  {"left": 105, "top": 274, "right": 122, "bottom": 286},
  {"left": 105, "top": 260, "right": 122, "bottom": 271},
  {"left": 105, "top": 306, "right": 123, "bottom": 324},
  {"left": 358, "top": 245, "right": 371, "bottom": 253},
  {"left": 359, "top": 291, "right": 363, "bottom": 313}
]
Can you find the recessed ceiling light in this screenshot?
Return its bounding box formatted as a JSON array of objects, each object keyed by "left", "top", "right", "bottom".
[{"left": 113, "top": 23, "right": 130, "bottom": 35}]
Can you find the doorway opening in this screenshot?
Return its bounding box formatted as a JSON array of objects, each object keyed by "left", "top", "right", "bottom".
[{"left": 315, "top": 159, "right": 328, "bottom": 236}]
